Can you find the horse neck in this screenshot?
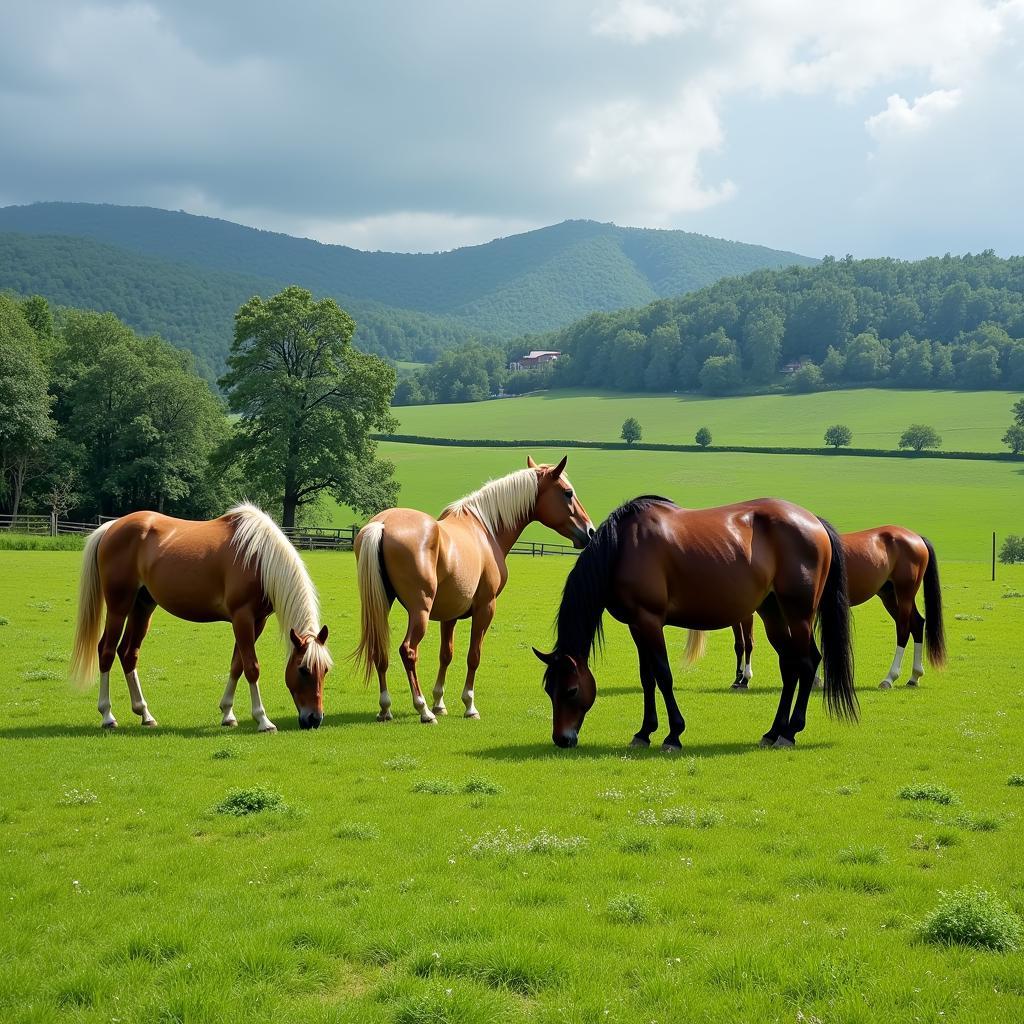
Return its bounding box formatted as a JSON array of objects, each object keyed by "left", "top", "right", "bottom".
[{"left": 490, "top": 511, "right": 534, "bottom": 556}]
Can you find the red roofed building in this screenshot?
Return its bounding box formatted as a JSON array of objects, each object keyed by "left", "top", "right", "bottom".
[{"left": 509, "top": 350, "right": 561, "bottom": 371}]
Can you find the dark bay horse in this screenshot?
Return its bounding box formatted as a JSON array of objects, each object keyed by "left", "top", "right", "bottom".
[
  {"left": 729, "top": 525, "right": 945, "bottom": 690},
  {"left": 70, "top": 504, "right": 332, "bottom": 731},
  {"left": 353, "top": 457, "right": 594, "bottom": 724},
  {"left": 534, "top": 496, "right": 857, "bottom": 750}
]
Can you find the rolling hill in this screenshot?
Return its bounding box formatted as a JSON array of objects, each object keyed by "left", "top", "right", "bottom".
[{"left": 0, "top": 202, "right": 815, "bottom": 372}]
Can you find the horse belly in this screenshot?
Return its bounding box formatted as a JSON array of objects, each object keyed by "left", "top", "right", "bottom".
[{"left": 430, "top": 576, "right": 477, "bottom": 621}]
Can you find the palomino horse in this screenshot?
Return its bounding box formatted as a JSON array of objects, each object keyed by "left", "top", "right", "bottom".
[
  {"left": 353, "top": 457, "right": 594, "bottom": 724},
  {"left": 534, "top": 496, "right": 857, "bottom": 750},
  {"left": 729, "top": 525, "right": 945, "bottom": 691},
  {"left": 69, "top": 504, "right": 332, "bottom": 731}
]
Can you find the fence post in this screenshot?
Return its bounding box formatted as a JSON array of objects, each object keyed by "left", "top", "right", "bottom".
[
  {"left": 50, "top": 512, "right": 57, "bottom": 537},
  {"left": 992, "top": 532, "right": 996, "bottom": 582}
]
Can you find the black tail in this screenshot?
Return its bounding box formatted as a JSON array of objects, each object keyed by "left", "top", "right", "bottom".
[
  {"left": 922, "top": 537, "right": 946, "bottom": 668},
  {"left": 817, "top": 517, "right": 858, "bottom": 722}
]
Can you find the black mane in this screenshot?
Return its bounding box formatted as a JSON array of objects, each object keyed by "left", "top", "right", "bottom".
[{"left": 554, "top": 495, "right": 676, "bottom": 661}]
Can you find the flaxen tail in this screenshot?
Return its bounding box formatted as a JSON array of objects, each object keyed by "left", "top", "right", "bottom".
[
  {"left": 352, "top": 522, "right": 391, "bottom": 686},
  {"left": 69, "top": 520, "right": 116, "bottom": 688},
  {"left": 684, "top": 629, "right": 707, "bottom": 663},
  {"left": 922, "top": 537, "right": 946, "bottom": 668}
]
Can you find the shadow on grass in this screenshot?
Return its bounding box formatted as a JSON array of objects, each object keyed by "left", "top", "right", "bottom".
[{"left": 471, "top": 738, "right": 834, "bottom": 761}]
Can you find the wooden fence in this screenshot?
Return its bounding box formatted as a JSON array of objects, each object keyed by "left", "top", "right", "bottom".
[{"left": 0, "top": 514, "right": 581, "bottom": 557}]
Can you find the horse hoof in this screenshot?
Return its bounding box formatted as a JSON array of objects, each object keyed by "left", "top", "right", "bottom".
[
  {"left": 661, "top": 743, "right": 681, "bottom": 754},
  {"left": 464, "top": 711, "right": 481, "bottom": 720},
  {"left": 906, "top": 680, "right": 919, "bottom": 688},
  {"left": 376, "top": 713, "right": 393, "bottom": 723},
  {"left": 222, "top": 718, "right": 238, "bottom": 728},
  {"left": 101, "top": 719, "right": 118, "bottom": 730},
  {"left": 759, "top": 735, "right": 776, "bottom": 748},
  {"left": 731, "top": 681, "right": 748, "bottom": 691},
  {"left": 629, "top": 735, "right": 650, "bottom": 748},
  {"left": 142, "top": 719, "right": 158, "bottom": 729},
  {"left": 421, "top": 716, "right": 438, "bottom": 725},
  {"left": 772, "top": 736, "right": 795, "bottom": 749},
  {"left": 432, "top": 705, "right": 448, "bottom": 716},
  {"left": 259, "top": 723, "right": 278, "bottom": 734},
  {"left": 879, "top": 679, "right": 893, "bottom": 690}
]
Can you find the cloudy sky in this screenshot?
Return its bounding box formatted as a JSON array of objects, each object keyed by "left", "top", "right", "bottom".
[{"left": 2, "top": 0, "right": 1022, "bottom": 257}]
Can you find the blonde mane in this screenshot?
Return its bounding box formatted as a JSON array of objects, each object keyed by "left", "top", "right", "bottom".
[
  {"left": 228, "top": 504, "right": 333, "bottom": 672},
  {"left": 441, "top": 467, "right": 539, "bottom": 537}
]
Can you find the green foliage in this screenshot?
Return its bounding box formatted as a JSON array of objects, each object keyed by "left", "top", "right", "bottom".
[
  {"left": 606, "top": 893, "right": 653, "bottom": 924},
  {"left": 898, "top": 782, "right": 958, "bottom": 805},
  {"left": 899, "top": 424, "right": 943, "bottom": 452},
  {"left": 214, "top": 787, "right": 287, "bottom": 816},
  {"left": 219, "top": 286, "right": 398, "bottom": 526},
  {"left": 621, "top": 416, "right": 642, "bottom": 444},
  {"left": 789, "top": 361, "right": 825, "bottom": 393},
  {"left": 1002, "top": 423, "right": 1024, "bottom": 455},
  {"left": 695, "top": 426, "right": 712, "bottom": 447},
  {"left": 999, "top": 536, "right": 1024, "bottom": 564},
  {"left": 824, "top": 424, "right": 852, "bottom": 448},
  {"left": 917, "top": 887, "right": 1022, "bottom": 952}
]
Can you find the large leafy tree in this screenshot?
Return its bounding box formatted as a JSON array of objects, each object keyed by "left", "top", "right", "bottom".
[{"left": 220, "top": 286, "right": 398, "bottom": 527}]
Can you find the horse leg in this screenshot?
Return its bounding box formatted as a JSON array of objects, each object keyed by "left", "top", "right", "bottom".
[
  {"left": 96, "top": 595, "right": 133, "bottom": 729},
  {"left": 907, "top": 603, "right": 926, "bottom": 686},
  {"left": 376, "top": 658, "right": 393, "bottom": 722},
  {"left": 116, "top": 591, "right": 158, "bottom": 727},
  {"left": 757, "top": 597, "right": 800, "bottom": 747},
  {"left": 730, "top": 623, "right": 746, "bottom": 688},
  {"left": 399, "top": 606, "right": 436, "bottom": 724},
  {"left": 777, "top": 634, "right": 820, "bottom": 746},
  {"left": 743, "top": 618, "right": 754, "bottom": 685},
  {"left": 232, "top": 613, "right": 275, "bottom": 732},
  {"left": 432, "top": 619, "right": 457, "bottom": 715},
  {"left": 462, "top": 601, "right": 495, "bottom": 719},
  {"left": 628, "top": 624, "right": 658, "bottom": 746},
  {"left": 877, "top": 584, "right": 911, "bottom": 689},
  {"left": 633, "top": 614, "right": 684, "bottom": 751},
  {"left": 220, "top": 644, "right": 242, "bottom": 726}
]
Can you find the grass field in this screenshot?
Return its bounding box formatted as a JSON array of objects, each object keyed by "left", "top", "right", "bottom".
[
  {"left": 331, "top": 443, "right": 1023, "bottom": 561},
  {"left": 2, "top": 550, "right": 1023, "bottom": 1023},
  {"left": 393, "top": 388, "right": 1021, "bottom": 452}
]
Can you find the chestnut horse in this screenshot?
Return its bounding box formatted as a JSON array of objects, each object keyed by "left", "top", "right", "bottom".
[
  {"left": 353, "top": 457, "right": 594, "bottom": 724},
  {"left": 69, "top": 504, "right": 332, "bottom": 731},
  {"left": 534, "top": 496, "right": 857, "bottom": 751},
  {"left": 729, "top": 525, "right": 945, "bottom": 691}
]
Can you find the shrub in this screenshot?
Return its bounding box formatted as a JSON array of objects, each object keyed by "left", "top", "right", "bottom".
[
  {"left": 898, "top": 782, "right": 958, "bottom": 805},
  {"left": 898, "top": 424, "right": 942, "bottom": 451},
  {"left": 918, "top": 887, "right": 1022, "bottom": 951},
  {"left": 695, "top": 426, "right": 712, "bottom": 448},
  {"left": 999, "top": 535, "right": 1024, "bottom": 565},
  {"left": 621, "top": 417, "right": 642, "bottom": 445},
  {"left": 824, "top": 424, "right": 852, "bottom": 448},
  {"left": 214, "top": 787, "right": 286, "bottom": 816}
]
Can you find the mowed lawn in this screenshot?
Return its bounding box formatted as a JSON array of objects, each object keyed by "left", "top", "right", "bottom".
[
  {"left": 2, "top": 551, "right": 1023, "bottom": 1023},
  {"left": 393, "top": 388, "right": 1022, "bottom": 452},
  {"left": 331, "top": 443, "right": 1023, "bottom": 561}
]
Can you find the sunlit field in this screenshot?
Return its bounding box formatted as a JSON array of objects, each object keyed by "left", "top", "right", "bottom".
[
  {"left": 2, "top": 550, "right": 1023, "bottom": 1023},
  {"left": 393, "top": 388, "right": 1021, "bottom": 452}
]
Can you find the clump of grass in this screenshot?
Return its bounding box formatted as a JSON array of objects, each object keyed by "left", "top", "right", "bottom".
[
  {"left": 210, "top": 748, "right": 237, "bottom": 760},
  {"left": 836, "top": 783, "right": 860, "bottom": 796},
  {"left": 616, "top": 829, "right": 655, "bottom": 854},
  {"left": 837, "top": 844, "right": 887, "bottom": 866},
  {"left": 917, "top": 887, "right": 1022, "bottom": 952},
  {"left": 412, "top": 779, "right": 457, "bottom": 795},
  {"left": 384, "top": 754, "right": 419, "bottom": 771},
  {"left": 22, "top": 669, "right": 60, "bottom": 681},
  {"left": 60, "top": 788, "right": 98, "bottom": 806},
  {"left": 606, "top": 892, "right": 653, "bottom": 924},
  {"left": 412, "top": 943, "right": 562, "bottom": 996},
  {"left": 597, "top": 788, "right": 625, "bottom": 801},
  {"left": 463, "top": 777, "right": 502, "bottom": 795},
  {"left": 1001, "top": 590, "right": 1023, "bottom": 599},
  {"left": 335, "top": 822, "right": 379, "bottom": 841},
  {"left": 524, "top": 830, "right": 587, "bottom": 855},
  {"left": 0, "top": 616, "right": 9, "bottom": 626},
  {"left": 393, "top": 983, "right": 512, "bottom": 1024},
  {"left": 648, "top": 806, "right": 723, "bottom": 829},
  {"left": 214, "top": 786, "right": 286, "bottom": 816},
  {"left": 954, "top": 613, "right": 983, "bottom": 621},
  {"left": 952, "top": 811, "right": 1001, "bottom": 832},
  {"left": 28, "top": 601, "right": 52, "bottom": 613},
  {"left": 468, "top": 827, "right": 587, "bottom": 858},
  {"left": 1008, "top": 774, "right": 1024, "bottom": 787},
  {"left": 898, "top": 782, "right": 958, "bottom": 805},
  {"left": 963, "top": 634, "right": 977, "bottom": 642}
]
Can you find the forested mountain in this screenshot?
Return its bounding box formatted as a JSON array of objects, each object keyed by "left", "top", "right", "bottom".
[
  {"left": 512, "top": 252, "right": 1024, "bottom": 395},
  {"left": 0, "top": 202, "right": 814, "bottom": 360}
]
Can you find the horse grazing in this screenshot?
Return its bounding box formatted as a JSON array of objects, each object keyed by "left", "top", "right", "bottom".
[
  {"left": 534, "top": 496, "right": 857, "bottom": 751},
  {"left": 69, "top": 504, "right": 332, "bottom": 731},
  {"left": 353, "top": 456, "right": 594, "bottom": 724},
  {"left": 729, "top": 525, "right": 945, "bottom": 691}
]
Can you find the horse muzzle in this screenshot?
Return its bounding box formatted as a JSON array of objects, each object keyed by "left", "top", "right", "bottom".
[
  {"left": 553, "top": 729, "right": 578, "bottom": 749},
  {"left": 299, "top": 710, "right": 324, "bottom": 730}
]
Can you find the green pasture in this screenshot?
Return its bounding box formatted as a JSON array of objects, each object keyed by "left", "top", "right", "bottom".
[
  {"left": 1, "top": 551, "right": 1023, "bottom": 1023},
  {"left": 394, "top": 388, "right": 1021, "bottom": 452},
  {"left": 331, "top": 442, "right": 1023, "bottom": 561}
]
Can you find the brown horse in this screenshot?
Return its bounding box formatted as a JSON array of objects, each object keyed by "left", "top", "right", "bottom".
[
  {"left": 729, "top": 525, "right": 945, "bottom": 691},
  {"left": 534, "top": 496, "right": 857, "bottom": 750},
  {"left": 353, "top": 457, "right": 594, "bottom": 724},
  {"left": 70, "top": 504, "right": 332, "bottom": 731}
]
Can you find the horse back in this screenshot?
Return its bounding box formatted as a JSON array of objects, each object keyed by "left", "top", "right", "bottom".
[{"left": 842, "top": 526, "right": 929, "bottom": 605}]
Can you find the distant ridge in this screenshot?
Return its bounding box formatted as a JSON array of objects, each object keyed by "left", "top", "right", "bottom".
[{"left": 0, "top": 201, "right": 816, "bottom": 370}]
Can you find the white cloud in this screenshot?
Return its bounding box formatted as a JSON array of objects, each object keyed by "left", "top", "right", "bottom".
[
  {"left": 593, "top": 0, "right": 702, "bottom": 44},
  {"left": 865, "top": 89, "right": 963, "bottom": 140}
]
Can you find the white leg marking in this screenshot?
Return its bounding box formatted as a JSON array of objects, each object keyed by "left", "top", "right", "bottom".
[
  {"left": 742, "top": 657, "right": 753, "bottom": 682},
  {"left": 220, "top": 674, "right": 239, "bottom": 727},
  {"left": 249, "top": 680, "right": 276, "bottom": 732},
  {"left": 462, "top": 686, "right": 479, "bottom": 719},
  {"left": 880, "top": 645, "right": 905, "bottom": 689},
  {"left": 377, "top": 688, "right": 393, "bottom": 722},
  {"left": 125, "top": 669, "right": 157, "bottom": 727},
  {"left": 98, "top": 671, "right": 118, "bottom": 728},
  {"left": 431, "top": 682, "right": 448, "bottom": 715},
  {"left": 908, "top": 640, "right": 925, "bottom": 686},
  {"left": 413, "top": 693, "right": 437, "bottom": 724}
]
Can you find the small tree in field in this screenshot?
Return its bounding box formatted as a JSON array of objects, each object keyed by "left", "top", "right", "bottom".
[
  {"left": 1003, "top": 424, "right": 1024, "bottom": 455},
  {"left": 898, "top": 424, "right": 942, "bottom": 452},
  {"left": 621, "top": 417, "right": 642, "bottom": 445},
  {"left": 695, "top": 426, "right": 712, "bottom": 448},
  {"left": 824, "top": 424, "right": 852, "bottom": 449},
  {"left": 999, "top": 535, "right": 1024, "bottom": 564}
]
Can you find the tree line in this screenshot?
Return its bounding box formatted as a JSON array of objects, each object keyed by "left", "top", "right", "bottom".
[
  {"left": 396, "top": 252, "right": 1024, "bottom": 403},
  {"left": 0, "top": 287, "right": 397, "bottom": 528}
]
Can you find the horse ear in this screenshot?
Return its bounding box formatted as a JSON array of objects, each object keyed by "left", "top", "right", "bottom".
[
  {"left": 527, "top": 455, "right": 538, "bottom": 468},
  {"left": 317, "top": 624, "right": 329, "bottom": 644},
  {"left": 289, "top": 628, "right": 304, "bottom": 650},
  {"left": 532, "top": 647, "right": 556, "bottom": 665},
  {"left": 551, "top": 455, "right": 568, "bottom": 479}
]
